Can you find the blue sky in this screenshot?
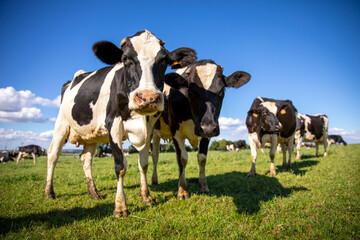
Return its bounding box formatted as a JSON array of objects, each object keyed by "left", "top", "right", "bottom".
[{"left": 0, "top": 0, "right": 359, "bottom": 150}]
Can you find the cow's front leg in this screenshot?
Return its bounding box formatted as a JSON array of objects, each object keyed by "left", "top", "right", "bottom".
[
  {"left": 247, "top": 133, "right": 258, "bottom": 178},
  {"left": 173, "top": 133, "right": 189, "bottom": 200},
  {"left": 315, "top": 143, "right": 319, "bottom": 157},
  {"left": 81, "top": 143, "right": 102, "bottom": 200},
  {"left": 110, "top": 136, "right": 128, "bottom": 218},
  {"left": 138, "top": 142, "right": 154, "bottom": 205},
  {"left": 151, "top": 133, "right": 161, "bottom": 185},
  {"left": 197, "top": 138, "right": 210, "bottom": 195},
  {"left": 269, "top": 135, "right": 278, "bottom": 176},
  {"left": 323, "top": 135, "right": 328, "bottom": 157},
  {"left": 31, "top": 153, "right": 36, "bottom": 164},
  {"left": 281, "top": 143, "right": 287, "bottom": 169}
]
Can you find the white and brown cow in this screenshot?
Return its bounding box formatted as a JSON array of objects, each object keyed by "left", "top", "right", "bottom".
[
  {"left": 295, "top": 113, "right": 329, "bottom": 160},
  {"left": 152, "top": 58, "right": 251, "bottom": 198},
  {"left": 246, "top": 97, "right": 298, "bottom": 177},
  {"left": 44, "top": 30, "right": 194, "bottom": 217}
]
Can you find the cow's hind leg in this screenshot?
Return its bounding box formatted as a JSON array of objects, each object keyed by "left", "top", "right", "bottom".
[
  {"left": 197, "top": 138, "right": 210, "bottom": 195},
  {"left": 173, "top": 133, "right": 189, "bottom": 200},
  {"left": 81, "top": 143, "right": 102, "bottom": 200},
  {"left": 44, "top": 122, "right": 69, "bottom": 200},
  {"left": 269, "top": 135, "right": 278, "bottom": 176},
  {"left": 31, "top": 153, "right": 36, "bottom": 165}
]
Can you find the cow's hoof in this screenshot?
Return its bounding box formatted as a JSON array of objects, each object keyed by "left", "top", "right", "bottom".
[
  {"left": 269, "top": 170, "right": 277, "bottom": 176},
  {"left": 324, "top": 153, "right": 328, "bottom": 157},
  {"left": 90, "top": 194, "right": 103, "bottom": 200},
  {"left": 198, "top": 190, "right": 210, "bottom": 195},
  {"left": 151, "top": 179, "right": 158, "bottom": 185},
  {"left": 142, "top": 196, "right": 155, "bottom": 206},
  {"left": 296, "top": 156, "right": 301, "bottom": 161},
  {"left": 44, "top": 194, "right": 56, "bottom": 201},
  {"left": 247, "top": 172, "right": 256, "bottom": 178},
  {"left": 114, "top": 210, "right": 129, "bottom": 218},
  {"left": 177, "top": 193, "right": 190, "bottom": 200}
]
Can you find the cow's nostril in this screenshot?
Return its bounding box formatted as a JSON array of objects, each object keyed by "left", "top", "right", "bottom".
[{"left": 149, "top": 97, "right": 153, "bottom": 101}]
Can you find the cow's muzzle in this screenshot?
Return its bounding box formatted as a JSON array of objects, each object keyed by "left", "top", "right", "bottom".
[
  {"left": 199, "top": 122, "right": 220, "bottom": 138},
  {"left": 133, "top": 90, "right": 163, "bottom": 115}
]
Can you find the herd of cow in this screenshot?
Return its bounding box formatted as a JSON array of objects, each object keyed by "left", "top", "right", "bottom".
[{"left": 1, "top": 30, "right": 348, "bottom": 217}]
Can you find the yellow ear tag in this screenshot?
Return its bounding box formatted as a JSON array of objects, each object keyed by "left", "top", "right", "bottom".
[
  {"left": 281, "top": 109, "right": 286, "bottom": 114},
  {"left": 253, "top": 113, "right": 258, "bottom": 117},
  {"left": 171, "top": 61, "right": 180, "bottom": 67}
]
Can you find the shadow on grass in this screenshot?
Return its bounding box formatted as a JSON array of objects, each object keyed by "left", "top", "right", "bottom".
[
  {"left": 291, "top": 160, "right": 319, "bottom": 176},
  {"left": 0, "top": 203, "right": 114, "bottom": 236},
  {"left": 151, "top": 171, "right": 309, "bottom": 214}
]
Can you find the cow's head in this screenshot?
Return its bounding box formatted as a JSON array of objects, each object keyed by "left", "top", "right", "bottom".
[
  {"left": 247, "top": 99, "right": 297, "bottom": 134},
  {"left": 166, "top": 60, "right": 250, "bottom": 138},
  {"left": 92, "top": 30, "right": 188, "bottom": 115}
]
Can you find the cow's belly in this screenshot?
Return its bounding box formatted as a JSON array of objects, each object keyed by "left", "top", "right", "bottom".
[
  {"left": 68, "top": 124, "right": 109, "bottom": 145},
  {"left": 179, "top": 120, "right": 199, "bottom": 148},
  {"left": 304, "top": 132, "right": 323, "bottom": 142}
]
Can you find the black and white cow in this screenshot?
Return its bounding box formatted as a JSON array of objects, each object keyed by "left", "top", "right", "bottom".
[
  {"left": 327, "top": 135, "right": 347, "bottom": 146},
  {"left": 152, "top": 59, "right": 251, "bottom": 198},
  {"left": 236, "top": 140, "right": 247, "bottom": 151},
  {"left": 44, "top": 30, "right": 194, "bottom": 218},
  {"left": 16, "top": 144, "right": 44, "bottom": 164},
  {"left": 295, "top": 113, "right": 329, "bottom": 160},
  {"left": 246, "top": 97, "right": 298, "bottom": 177}
]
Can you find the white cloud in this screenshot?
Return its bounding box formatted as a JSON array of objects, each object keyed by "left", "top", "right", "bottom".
[
  {"left": 0, "top": 128, "right": 55, "bottom": 149},
  {"left": 217, "top": 117, "right": 248, "bottom": 142},
  {"left": 0, "top": 86, "right": 60, "bottom": 123},
  {"left": 219, "top": 117, "right": 244, "bottom": 127},
  {"left": 329, "top": 128, "right": 360, "bottom": 143}
]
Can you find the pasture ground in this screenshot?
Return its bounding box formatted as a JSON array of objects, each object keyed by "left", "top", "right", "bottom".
[{"left": 0, "top": 144, "right": 359, "bottom": 239}]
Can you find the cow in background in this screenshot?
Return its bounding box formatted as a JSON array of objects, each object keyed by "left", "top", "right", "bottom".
[
  {"left": 246, "top": 97, "right": 298, "bottom": 177},
  {"left": 327, "top": 135, "right": 347, "bottom": 146},
  {"left": 16, "top": 145, "right": 44, "bottom": 164},
  {"left": 152, "top": 56, "right": 251, "bottom": 198},
  {"left": 226, "top": 144, "right": 235, "bottom": 151},
  {"left": 295, "top": 114, "right": 329, "bottom": 160},
  {"left": 44, "top": 30, "right": 196, "bottom": 217},
  {"left": 236, "top": 140, "right": 247, "bottom": 151}
]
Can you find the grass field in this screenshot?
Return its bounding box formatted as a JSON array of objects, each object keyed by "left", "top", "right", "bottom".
[{"left": 0, "top": 144, "right": 359, "bottom": 239}]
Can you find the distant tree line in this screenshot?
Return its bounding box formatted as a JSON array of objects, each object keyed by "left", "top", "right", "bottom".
[{"left": 209, "top": 140, "right": 249, "bottom": 151}]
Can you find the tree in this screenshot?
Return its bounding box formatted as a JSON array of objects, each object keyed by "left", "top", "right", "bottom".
[
  {"left": 128, "top": 145, "right": 138, "bottom": 154},
  {"left": 218, "top": 140, "right": 228, "bottom": 151},
  {"left": 165, "top": 142, "right": 175, "bottom": 152},
  {"left": 209, "top": 140, "right": 219, "bottom": 150},
  {"left": 96, "top": 143, "right": 112, "bottom": 157}
]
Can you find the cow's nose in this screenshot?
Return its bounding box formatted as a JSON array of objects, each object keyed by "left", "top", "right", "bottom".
[
  {"left": 274, "top": 124, "right": 283, "bottom": 132},
  {"left": 200, "top": 123, "right": 219, "bottom": 137},
  {"left": 135, "top": 91, "right": 162, "bottom": 107}
]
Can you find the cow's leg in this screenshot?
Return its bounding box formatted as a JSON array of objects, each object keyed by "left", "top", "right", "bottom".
[
  {"left": 173, "top": 133, "right": 189, "bottom": 200},
  {"left": 247, "top": 133, "right": 258, "bottom": 178},
  {"left": 81, "top": 143, "right": 102, "bottom": 200},
  {"left": 286, "top": 138, "right": 294, "bottom": 170},
  {"left": 198, "top": 138, "right": 210, "bottom": 195},
  {"left": 269, "top": 135, "right": 278, "bottom": 176},
  {"left": 296, "top": 136, "right": 303, "bottom": 160},
  {"left": 110, "top": 135, "right": 128, "bottom": 218},
  {"left": 151, "top": 133, "right": 160, "bottom": 185},
  {"left": 323, "top": 134, "right": 328, "bottom": 157},
  {"left": 281, "top": 143, "right": 287, "bottom": 169},
  {"left": 44, "top": 122, "right": 69, "bottom": 200},
  {"left": 138, "top": 141, "right": 155, "bottom": 205},
  {"left": 16, "top": 152, "right": 23, "bottom": 165},
  {"left": 315, "top": 142, "right": 319, "bottom": 157},
  {"left": 31, "top": 153, "right": 36, "bottom": 164}
]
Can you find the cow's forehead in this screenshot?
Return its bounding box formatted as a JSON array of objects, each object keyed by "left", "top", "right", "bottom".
[
  {"left": 129, "top": 31, "right": 162, "bottom": 59},
  {"left": 194, "top": 63, "right": 220, "bottom": 90},
  {"left": 260, "top": 101, "right": 277, "bottom": 114}
]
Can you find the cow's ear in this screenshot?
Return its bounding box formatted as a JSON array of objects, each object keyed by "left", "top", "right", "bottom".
[
  {"left": 165, "top": 73, "right": 188, "bottom": 89},
  {"left": 92, "top": 41, "right": 123, "bottom": 65},
  {"left": 248, "top": 109, "right": 259, "bottom": 118},
  {"left": 224, "top": 71, "right": 251, "bottom": 88},
  {"left": 168, "top": 47, "right": 197, "bottom": 69}
]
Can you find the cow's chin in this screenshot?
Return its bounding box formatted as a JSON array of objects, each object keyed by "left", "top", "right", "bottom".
[{"left": 132, "top": 104, "right": 164, "bottom": 116}]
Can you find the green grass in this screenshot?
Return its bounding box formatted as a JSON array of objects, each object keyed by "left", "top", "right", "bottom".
[{"left": 0, "top": 144, "right": 359, "bottom": 239}]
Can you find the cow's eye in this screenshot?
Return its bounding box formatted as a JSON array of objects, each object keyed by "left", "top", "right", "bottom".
[
  {"left": 122, "top": 55, "right": 133, "bottom": 66},
  {"left": 280, "top": 109, "right": 286, "bottom": 114}
]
